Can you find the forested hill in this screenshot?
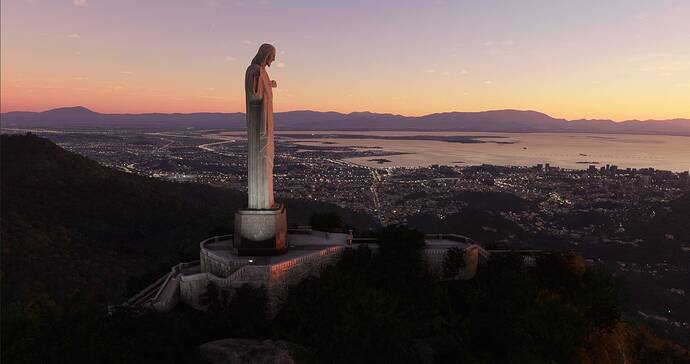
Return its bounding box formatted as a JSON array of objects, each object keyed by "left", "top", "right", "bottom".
[
  {"left": 2, "top": 134, "right": 689, "bottom": 363},
  {"left": 0, "top": 133, "right": 377, "bottom": 309}
]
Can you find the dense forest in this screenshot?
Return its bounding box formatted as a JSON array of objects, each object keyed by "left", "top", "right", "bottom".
[{"left": 2, "top": 134, "right": 689, "bottom": 363}]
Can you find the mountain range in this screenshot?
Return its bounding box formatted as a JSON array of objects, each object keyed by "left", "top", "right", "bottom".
[{"left": 2, "top": 106, "right": 690, "bottom": 135}]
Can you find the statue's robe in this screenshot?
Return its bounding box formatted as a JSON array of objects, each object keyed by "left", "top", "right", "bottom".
[{"left": 245, "top": 64, "right": 275, "bottom": 209}]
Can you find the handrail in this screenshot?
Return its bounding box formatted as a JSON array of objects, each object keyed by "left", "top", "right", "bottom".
[
  {"left": 199, "top": 234, "right": 233, "bottom": 250},
  {"left": 125, "top": 271, "right": 170, "bottom": 306},
  {"left": 152, "top": 260, "right": 200, "bottom": 302}
]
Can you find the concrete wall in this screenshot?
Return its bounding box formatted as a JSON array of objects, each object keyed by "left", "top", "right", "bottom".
[
  {"left": 150, "top": 238, "right": 482, "bottom": 315},
  {"left": 177, "top": 246, "right": 347, "bottom": 316}
]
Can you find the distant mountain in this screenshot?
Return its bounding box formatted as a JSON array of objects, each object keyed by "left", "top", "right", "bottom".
[{"left": 2, "top": 107, "right": 690, "bottom": 135}]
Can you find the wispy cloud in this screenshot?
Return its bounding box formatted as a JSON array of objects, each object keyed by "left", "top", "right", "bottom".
[
  {"left": 68, "top": 33, "right": 81, "bottom": 39},
  {"left": 119, "top": 71, "right": 134, "bottom": 75},
  {"left": 483, "top": 80, "right": 493, "bottom": 85},
  {"left": 274, "top": 61, "right": 285, "bottom": 68},
  {"left": 225, "top": 55, "right": 235, "bottom": 61},
  {"left": 242, "top": 39, "right": 253, "bottom": 45},
  {"left": 73, "top": 0, "right": 88, "bottom": 7}
]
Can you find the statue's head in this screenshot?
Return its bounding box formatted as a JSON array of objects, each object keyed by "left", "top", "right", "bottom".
[{"left": 251, "top": 43, "right": 276, "bottom": 67}]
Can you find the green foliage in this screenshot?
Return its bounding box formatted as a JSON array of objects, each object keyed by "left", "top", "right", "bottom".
[
  {"left": 1, "top": 134, "right": 241, "bottom": 309},
  {"left": 1, "top": 300, "right": 228, "bottom": 364},
  {"left": 205, "top": 282, "right": 270, "bottom": 338},
  {"left": 275, "top": 227, "right": 440, "bottom": 363},
  {"left": 442, "top": 247, "right": 465, "bottom": 279},
  {"left": 439, "top": 252, "right": 625, "bottom": 363},
  {"left": 1, "top": 134, "right": 378, "bottom": 363},
  {"left": 225, "top": 284, "right": 270, "bottom": 338},
  {"left": 2, "top": 134, "right": 686, "bottom": 363}
]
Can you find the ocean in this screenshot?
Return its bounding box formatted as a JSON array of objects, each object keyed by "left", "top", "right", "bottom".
[{"left": 275, "top": 131, "right": 690, "bottom": 172}]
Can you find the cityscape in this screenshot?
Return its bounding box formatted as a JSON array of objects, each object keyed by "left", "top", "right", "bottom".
[
  {"left": 6, "top": 126, "right": 689, "bottom": 342},
  {"left": 3, "top": 0, "right": 690, "bottom": 362}
]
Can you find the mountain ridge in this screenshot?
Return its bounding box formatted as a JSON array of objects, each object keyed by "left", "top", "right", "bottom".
[{"left": 2, "top": 106, "right": 689, "bottom": 135}]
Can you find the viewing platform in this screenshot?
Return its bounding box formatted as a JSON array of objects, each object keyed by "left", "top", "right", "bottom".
[{"left": 124, "top": 229, "right": 486, "bottom": 315}]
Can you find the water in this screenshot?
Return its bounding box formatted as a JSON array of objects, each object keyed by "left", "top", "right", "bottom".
[{"left": 274, "top": 131, "right": 690, "bottom": 172}]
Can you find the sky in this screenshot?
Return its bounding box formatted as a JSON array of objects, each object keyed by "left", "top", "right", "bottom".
[{"left": 1, "top": 0, "right": 689, "bottom": 120}]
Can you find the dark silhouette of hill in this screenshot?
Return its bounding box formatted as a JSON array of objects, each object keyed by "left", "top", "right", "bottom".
[
  {"left": 2, "top": 107, "right": 690, "bottom": 135},
  {"left": 0, "top": 134, "right": 377, "bottom": 309},
  {"left": 1, "top": 135, "right": 688, "bottom": 363}
]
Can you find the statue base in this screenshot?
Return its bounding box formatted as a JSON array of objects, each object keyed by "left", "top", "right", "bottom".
[{"left": 234, "top": 203, "right": 287, "bottom": 256}]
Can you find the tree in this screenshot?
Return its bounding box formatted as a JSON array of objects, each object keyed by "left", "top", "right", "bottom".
[{"left": 442, "top": 247, "right": 466, "bottom": 279}]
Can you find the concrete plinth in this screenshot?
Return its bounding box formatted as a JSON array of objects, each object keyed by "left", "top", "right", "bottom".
[{"left": 234, "top": 203, "right": 287, "bottom": 256}]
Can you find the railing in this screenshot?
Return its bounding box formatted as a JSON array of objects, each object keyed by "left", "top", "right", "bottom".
[
  {"left": 425, "top": 233, "right": 476, "bottom": 244},
  {"left": 124, "top": 271, "right": 171, "bottom": 307},
  {"left": 199, "top": 234, "right": 234, "bottom": 250}
]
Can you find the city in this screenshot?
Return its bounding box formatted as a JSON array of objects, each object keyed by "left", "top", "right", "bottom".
[{"left": 8, "top": 127, "right": 689, "bottom": 343}]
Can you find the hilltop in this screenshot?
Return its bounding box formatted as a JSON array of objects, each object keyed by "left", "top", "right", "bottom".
[{"left": 0, "top": 133, "right": 377, "bottom": 308}]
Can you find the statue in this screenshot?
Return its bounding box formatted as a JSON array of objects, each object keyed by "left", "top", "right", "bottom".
[
  {"left": 245, "top": 43, "right": 277, "bottom": 209},
  {"left": 234, "top": 43, "right": 287, "bottom": 256}
]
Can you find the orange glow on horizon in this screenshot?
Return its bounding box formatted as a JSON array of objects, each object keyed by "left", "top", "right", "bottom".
[{"left": 2, "top": 1, "right": 689, "bottom": 121}]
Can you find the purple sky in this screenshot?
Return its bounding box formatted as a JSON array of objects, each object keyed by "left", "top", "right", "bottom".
[{"left": 2, "top": 0, "right": 689, "bottom": 120}]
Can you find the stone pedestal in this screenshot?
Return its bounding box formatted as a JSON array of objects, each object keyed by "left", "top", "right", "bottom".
[{"left": 234, "top": 203, "right": 287, "bottom": 256}]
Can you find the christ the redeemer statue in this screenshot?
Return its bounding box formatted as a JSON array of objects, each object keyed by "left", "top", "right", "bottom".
[
  {"left": 245, "top": 43, "right": 277, "bottom": 209},
  {"left": 234, "top": 43, "right": 287, "bottom": 256}
]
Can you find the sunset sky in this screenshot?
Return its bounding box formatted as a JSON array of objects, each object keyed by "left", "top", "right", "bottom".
[{"left": 1, "top": 0, "right": 689, "bottom": 120}]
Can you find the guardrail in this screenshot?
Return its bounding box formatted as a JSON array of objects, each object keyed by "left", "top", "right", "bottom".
[
  {"left": 199, "top": 234, "right": 234, "bottom": 250},
  {"left": 425, "top": 233, "right": 477, "bottom": 244}
]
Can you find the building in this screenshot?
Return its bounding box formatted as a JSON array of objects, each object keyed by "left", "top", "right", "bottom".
[
  {"left": 638, "top": 175, "right": 651, "bottom": 187},
  {"left": 123, "top": 229, "right": 483, "bottom": 315},
  {"left": 679, "top": 171, "right": 689, "bottom": 189}
]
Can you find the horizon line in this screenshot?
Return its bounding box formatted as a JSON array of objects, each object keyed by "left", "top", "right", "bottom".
[{"left": 3, "top": 105, "right": 690, "bottom": 123}]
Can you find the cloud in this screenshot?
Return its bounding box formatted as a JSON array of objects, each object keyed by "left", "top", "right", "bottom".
[
  {"left": 120, "top": 71, "right": 134, "bottom": 75},
  {"left": 440, "top": 71, "right": 450, "bottom": 76},
  {"left": 274, "top": 61, "right": 285, "bottom": 68},
  {"left": 459, "top": 68, "right": 468, "bottom": 75},
  {"left": 242, "top": 39, "right": 253, "bottom": 45},
  {"left": 422, "top": 68, "right": 436, "bottom": 74},
  {"left": 68, "top": 33, "right": 81, "bottom": 39},
  {"left": 73, "top": 0, "right": 88, "bottom": 7},
  {"left": 72, "top": 76, "right": 88, "bottom": 81},
  {"left": 483, "top": 80, "right": 493, "bottom": 85},
  {"left": 225, "top": 55, "right": 235, "bottom": 61}
]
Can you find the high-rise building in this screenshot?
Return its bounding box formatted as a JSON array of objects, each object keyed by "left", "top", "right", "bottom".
[
  {"left": 638, "top": 175, "right": 651, "bottom": 187},
  {"left": 679, "top": 171, "right": 689, "bottom": 188}
]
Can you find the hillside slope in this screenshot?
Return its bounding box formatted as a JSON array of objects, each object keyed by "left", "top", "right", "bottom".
[{"left": 0, "top": 133, "right": 377, "bottom": 308}]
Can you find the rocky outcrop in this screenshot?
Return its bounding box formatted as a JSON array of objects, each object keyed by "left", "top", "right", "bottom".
[{"left": 198, "top": 339, "right": 298, "bottom": 364}]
